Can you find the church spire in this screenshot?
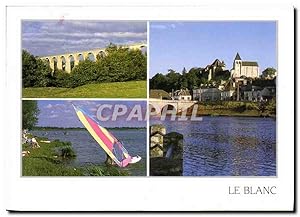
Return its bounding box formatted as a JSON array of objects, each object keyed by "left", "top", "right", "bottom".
[{"left": 234, "top": 52, "right": 241, "bottom": 61}]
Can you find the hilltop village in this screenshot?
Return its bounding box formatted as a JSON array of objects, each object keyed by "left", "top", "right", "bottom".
[{"left": 150, "top": 53, "right": 276, "bottom": 103}]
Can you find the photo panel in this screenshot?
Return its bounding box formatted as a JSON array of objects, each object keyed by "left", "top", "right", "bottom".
[
  {"left": 149, "top": 21, "right": 277, "bottom": 177},
  {"left": 22, "top": 100, "right": 147, "bottom": 177},
  {"left": 22, "top": 20, "right": 147, "bottom": 98}
]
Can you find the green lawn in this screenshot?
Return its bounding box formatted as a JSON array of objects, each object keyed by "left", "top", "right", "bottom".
[{"left": 22, "top": 80, "right": 147, "bottom": 98}]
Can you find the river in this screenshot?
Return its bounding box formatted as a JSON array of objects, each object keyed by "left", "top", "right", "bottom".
[
  {"left": 31, "top": 128, "right": 147, "bottom": 176},
  {"left": 151, "top": 116, "right": 276, "bottom": 176}
]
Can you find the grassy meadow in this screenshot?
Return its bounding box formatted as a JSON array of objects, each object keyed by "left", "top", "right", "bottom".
[{"left": 22, "top": 80, "right": 147, "bottom": 98}]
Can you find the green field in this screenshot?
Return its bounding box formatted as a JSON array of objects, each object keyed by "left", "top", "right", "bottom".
[{"left": 22, "top": 80, "right": 147, "bottom": 98}]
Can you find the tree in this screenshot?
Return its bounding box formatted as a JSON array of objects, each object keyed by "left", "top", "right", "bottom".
[
  {"left": 22, "top": 50, "right": 52, "bottom": 87},
  {"left": 262, "top": 67, "right": 277, "bottom": 79},
  {"left": 165, "top": 70, "right": 181, "bottom": 92},
  {"left": 150, "top": 73, "right": 168, "bottom": 90},
  {"left": 22, "top": 100, "right": 39, "bottom": 130}
]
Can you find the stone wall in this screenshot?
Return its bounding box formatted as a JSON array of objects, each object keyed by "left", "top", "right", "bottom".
[{"left": 150, "top": 124, "right": 183, "bottom": 176}]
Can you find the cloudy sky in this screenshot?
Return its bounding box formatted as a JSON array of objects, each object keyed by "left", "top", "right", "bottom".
[
  {"left": 36, "top": 100, "right": 147, "bottom": 128},
  {"left": 22, "top": 20, "right": 147, "bottom": 56},
  {"left": 150, "top": 21, "right": 276, "bottom": 77}
]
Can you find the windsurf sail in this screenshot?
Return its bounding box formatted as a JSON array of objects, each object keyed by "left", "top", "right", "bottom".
[{"left": 72, "top": 104, "right": 132, "bottom": 167}]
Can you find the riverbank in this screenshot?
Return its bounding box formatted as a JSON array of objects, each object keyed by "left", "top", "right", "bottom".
[
  {"left": 186, "top": 101, "right": 276, "bottom": 118},
  {"left": 32, "top": 126, "right": 147, "bottom": 131},
  {"left": 22, "top": 136, "right": 128, "bottom": 176}
]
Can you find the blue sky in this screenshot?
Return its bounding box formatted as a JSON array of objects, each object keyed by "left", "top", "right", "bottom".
[
  {"left": 150, "top": 21, "right": 276, "bottom": 77},
  {"left": 37, "top": 100, "right": 147, "bottom": 128},
  {"left": 22, "top": 21, "right": 147, "bottom": 56}
]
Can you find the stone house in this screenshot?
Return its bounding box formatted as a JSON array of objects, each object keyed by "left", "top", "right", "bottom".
[
  {"left": 173, "top": 89, "right": 192, "bottom": 101},
  {"left": 261, "top": 86, "right": 276, "bottom": 101},
  {"left": 193, "top": 88, "right": 221, "bottom": 101},
  {"left": 203, "top": 59, "right": 226, "bottom": 81},
  {"left": 241, "top": 85, "right": 263, "bottom": 102}
]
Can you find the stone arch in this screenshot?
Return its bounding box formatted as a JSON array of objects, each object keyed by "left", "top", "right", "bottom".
[
  {"left": 77, "top": 53, "right": 84, "bottom": 63},
  {"left": 66, "top": 55, "right": 75, "bottom": 73},
  {"left": 96, "top": 50, "right": 106, "bottom": 60},
  {"left": 44, "top": 58, "right": 50, "bottom": 65},
  {"left": 161, "top": 104, "right": 177, "bottom": 115},
  {"left": 149, "top": 103, "right": 161, "bottom": 116},
  {"left": 86, "top": 52, "right": 95, "bottom": 61},
  {"left": 140, "top": 45, "right": 147, "bottom": 55},
  {"left": 50, "top": 57, "right": 58, "bottom": 71},
  {"left": 59, "top": 56, "right": 66, "bottom": 71}
]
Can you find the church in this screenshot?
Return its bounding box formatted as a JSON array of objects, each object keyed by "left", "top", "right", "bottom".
[{"left": 230, "top": 53, "right": 259, "bottom": 78}]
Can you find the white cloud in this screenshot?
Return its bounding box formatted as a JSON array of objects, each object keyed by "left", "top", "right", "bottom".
[
  {"left": 151, "top": 23, "right": 179, "bottom": 30},
  {"left": 22, "top": 21, "right": 147, "bottom": 56},
  {"left": 45, "top": 104, "right": 53, "bottom": 109},
  {"left": 151, "top": 24, "right": 167, "bottom": 30}
]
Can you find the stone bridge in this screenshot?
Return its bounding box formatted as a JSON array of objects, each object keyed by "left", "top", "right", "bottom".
[
  {"left": 149, "top": 99, "right": 197, "bottom": 115},
  {"left": 39, "top": 43, "right": 147, "bottom": 73}
]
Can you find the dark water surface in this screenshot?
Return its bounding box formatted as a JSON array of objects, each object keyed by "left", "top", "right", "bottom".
[
  {"left": 32, "top": 128, "right": 147, "bottom": 176},
  {"left": 151, "top": 116, "right": 276, "bottom": 176}
]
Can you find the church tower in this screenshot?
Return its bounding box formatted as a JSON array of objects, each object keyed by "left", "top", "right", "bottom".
[{"left": 233, "top": 52, "right": 242, "bottom": 77}]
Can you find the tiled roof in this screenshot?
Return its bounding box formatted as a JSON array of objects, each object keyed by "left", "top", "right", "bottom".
[
  {"left": 234, "top": 53, "right": 241, "bottom": 60},
  {"left": 242, "top": 61, "right": 258, "bottom": 67}
]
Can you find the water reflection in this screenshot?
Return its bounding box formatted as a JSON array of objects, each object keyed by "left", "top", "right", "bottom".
[{"left": 151, "top": 116, "right": 276, "bottom": 176}]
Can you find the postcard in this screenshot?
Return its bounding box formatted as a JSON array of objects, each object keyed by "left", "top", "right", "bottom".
[{"left": 4, "top": 4, "right": 295, "bottom": 212}]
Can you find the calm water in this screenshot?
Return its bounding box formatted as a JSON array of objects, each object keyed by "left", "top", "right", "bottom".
[
  {"left": 151, "top": 116, "right": 276, "bottom": 176},
  {"left": 31, "top": 128, "right": 147, "bottom": 176}
]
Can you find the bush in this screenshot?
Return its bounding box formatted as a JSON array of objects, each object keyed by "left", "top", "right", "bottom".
[
  {"left": 52, "top": 70, "right": 72, "bottom": 88},
  {"left": 60, "top": 146, "right": 76, "bottom": 158}
]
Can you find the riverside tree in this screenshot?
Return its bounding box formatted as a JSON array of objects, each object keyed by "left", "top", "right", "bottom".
[{"left": 22, "top": 100, "right": 39, "bottom": 130}]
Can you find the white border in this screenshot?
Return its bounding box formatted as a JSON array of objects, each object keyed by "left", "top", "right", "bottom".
[{"left": 5, "top": 5, "right": 294, "bottom": 211}]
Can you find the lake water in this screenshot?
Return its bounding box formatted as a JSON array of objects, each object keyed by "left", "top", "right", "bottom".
[
  {"left": 31, "top": 128, "right": 147, "bottom": 176},
  {"left": 151, "top": 116, "right": 276, "bottom": 176}
]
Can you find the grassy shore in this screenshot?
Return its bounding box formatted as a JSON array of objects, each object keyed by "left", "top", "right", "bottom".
[
  {"left": 22, "top": 136, "right": 128, "bottom": 176},
  {"left": 185, "top": 101, "right": 276, "bottom": 117},
  {"left": 22, "top": 80, "right": 146, "bottom": 98}
]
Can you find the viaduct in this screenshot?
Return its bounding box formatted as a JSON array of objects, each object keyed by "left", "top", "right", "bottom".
[{"left": 39, "top": 43, "right": 147, "bottom": 73}]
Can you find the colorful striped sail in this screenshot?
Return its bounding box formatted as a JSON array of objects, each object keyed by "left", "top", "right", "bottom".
[{"left": 72, "top": 104, "right": 131, "bottom": 167}]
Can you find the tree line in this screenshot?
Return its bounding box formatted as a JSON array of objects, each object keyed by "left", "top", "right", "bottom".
[
  {"left": 22, "top": 44, "right": 147, "bottom": 88},
  {"left": 150, "top": 67, "right": 230, "bottom": 93},
  {"left": 150, "top": 67, "right": 276, "bottom": 93}
]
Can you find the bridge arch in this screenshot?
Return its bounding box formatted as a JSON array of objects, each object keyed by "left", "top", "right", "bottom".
[
  {"left": 149, "top": 103, "right": 160, "bottom": 116},
  {"left": 43, "top": 58, "right": 50, "bottom": 65},
  {"left": 67, "top": 55, "right": 75, "bottom": 72},
  {"left": 96, "top": 50, "right": 106, "bottom": 60},
  {"left": 161, "top": 104, "right": 177, "bottom": 115},
  {"left": 50, "top": 57, "right": 58, "bottom": 72},
  {"left": 140, "top": 45, "right": 147, "bottom": 55},
  {"left": 59, "top": 56, "right": 66, "bottom": 71},
  {"left": 86, "top": 52, "right": 95, "bottom": 61},
  {"left": 77, "top": 53, "right": 84, "bottom": 63}
]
